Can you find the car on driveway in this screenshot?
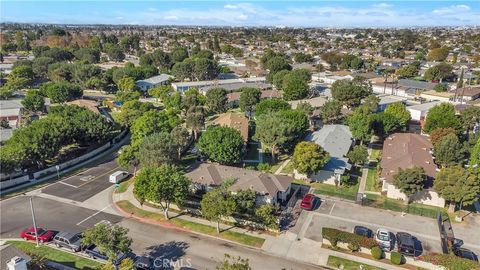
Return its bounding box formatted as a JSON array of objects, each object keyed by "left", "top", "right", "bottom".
[
  {"left": 453, "top": 248, "right": 479, "bottom": 262},
  {"left": 135, "top": 256, "right": 153, "bottom": 270},
  {"left": 353, "top": 226, "right": 374, "bottom": 238},
  {"left": 396, "top": 232, "right": 415, "bottom": 256},
  {"left": 20, "top": 227, "right": 54, "bottom": 243},
  {"left": 375, "top": 228, "right": 392, "bottom": 251},
  {"left": 300, "top": 194, "right": 315, "bottom": 210},
  {"left": 53, "top": 231, "right": 82, "bottom": 252}
]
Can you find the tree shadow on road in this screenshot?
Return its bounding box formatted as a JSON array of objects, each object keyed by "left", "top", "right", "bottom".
[{"left": 145, "top": 241, "right": 190, "bottom": 262}]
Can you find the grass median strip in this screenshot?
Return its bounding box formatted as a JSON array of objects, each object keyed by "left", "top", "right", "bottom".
[
  {"left": 327, "top": 255, "right": 385, "bottom": 270},
  {"left": 116, "top": 200, "right": 265, "bottom": 248},
  {"left": 114, "top": 177, "right": 134, "bottom": 194},
  {"left": 7, "top": 240, "right": 102, "bottom": 270}
]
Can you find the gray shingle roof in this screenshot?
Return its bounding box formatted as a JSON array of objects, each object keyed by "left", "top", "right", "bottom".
[{"left": 306, "top": 125, "right": 353, "bottom": 158}]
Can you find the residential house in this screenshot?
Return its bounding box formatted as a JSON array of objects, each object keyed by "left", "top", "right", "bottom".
[
  {"left": 420, "top": 90, "right": 455, "bottom": 103},
  {"left": 312, "top": 71, "right": 353, "bottom": 85},
  {"left": 295, "top": 125, "right": 353, "bottom": 184},
  {"left": 172, "top": 77, "right": 269, "bottom": 93},
  {"left": 0, "top": 99, "right": 23, "bottom": 142},
  {"left": 1, "top": 244, "right": 31, "bottom": 270},
  {"left": 450, "top": 87, "right": 480, "bottom": 103},
  {"left": 66, "top": 99, "right": 100, "bottom": 114},
  {"left": 227, "top": 89, "right": 282, "bottom": 108},
  {"left": 373, "top": 79, "right": 438, "bottom": 99},
  {"left": 406, "top": 101, "right": 441, "bottom": 122},
  {"left": 380, "top": 133, "right": 445, "bottom": 207},
  {"left": 136, "top": 74, "right": 172, "bottom": 91},
  {"left": 185, "top": 163, "right": 294, "bottom": 205},
  {"left": 212, "top": 113, "right": 249, "bottom": 142},
  {"left": 376, "top": 95, "right": 407, "bottom": 112}
]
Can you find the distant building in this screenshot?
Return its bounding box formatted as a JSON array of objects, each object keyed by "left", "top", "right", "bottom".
[
  {"left": 0, "top": 100, "right": 23, "bottom": 141},
  {"left": 136, "top": 74, "right": 172, "bottom": 91},
  {"left": 172, "top": 77, "right": 269, "bottom": 94}
]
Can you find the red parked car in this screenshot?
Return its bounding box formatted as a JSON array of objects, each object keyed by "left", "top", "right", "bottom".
[
  {"left": 300, "top": 194, "right": 315, "bottom": 210},
  {"left": 20, "top": 227, "right": 55, "bottom": 243}
]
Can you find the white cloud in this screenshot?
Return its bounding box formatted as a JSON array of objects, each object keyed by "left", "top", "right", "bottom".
[
  {"left": 148, "top": 7, "right": 157, "bottom": 12},
  {"left": 165, "top": 15, "right": 178, "bottom": 20},
  {"left": 237, "top": 14, "right": 248, "bottom": 20},
  {"left": 433, "top": 4, "right": 471, "bottom": 15},
  {"left": 372, "top": 3, "right": 393, "bottom": 8},
  {"left": 224, "top": 4, "right": 237, "bottom": 9}
]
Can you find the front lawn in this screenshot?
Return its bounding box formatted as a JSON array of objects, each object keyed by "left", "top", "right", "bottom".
[
  {"left": 327, "top": 256, "right": 385, "bottom": 270},
  {"left": 365, "top": 167, "right": 380, "bottom": 192},
  {"left": 8, "top": 241, "right": 102, "bottom": 270},
  {"left": 116, "top": 200, "right": 265, "bottom": 248},
  {"left": 313, "top": 182, "right": 359, "bottom": 201},
  {"left": 369, "top": 148, "right": 381, "bottom": 161},
  {"left": 365, "top": 194, "right": 446, "bottom": 219},
  {"left": 114, "top": 177, "right": 134, "bottom": 193}
]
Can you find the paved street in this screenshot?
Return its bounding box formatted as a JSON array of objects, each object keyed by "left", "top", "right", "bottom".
[
  {"left": 289, "top": 196, "right": 480, "bottom": 256},
  {"left": 0, "top": 161, "right": 325, "bottom": 270}
]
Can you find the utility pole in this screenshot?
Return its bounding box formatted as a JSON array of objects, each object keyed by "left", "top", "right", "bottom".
[{"left": 29, "top": 197, "right": 39, "bottom": 247}]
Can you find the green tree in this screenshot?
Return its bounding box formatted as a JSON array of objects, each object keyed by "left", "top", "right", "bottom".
[
  {"left": 134, "top": 165, "right": 191, "bottom": 219},
  {"left": 32, "top": 57, "right": 54, "bottom": 78},
  {"left": 201, "top": 187, "right": 236, "bottom": 233},
  {"left": 435, "top": 166, "right": 480, "bottom": 210},
  {"left": 171, "top": 126, "right": 190, "bottom": 159},
  {"left": 427, "top": 47, "right": 449, "bottom": 62},
  {"left": 171, "top": 47, "right": 189, "bottom": 63},
  {"left": 117, "top": 76, "right": 138, "bottom": 92},
  {"left": 39, "top": 81, "right": 83, "bottom": 103},
  {"left": 0, "top": 86, "right": 14, "bottom": 100},
  {"left": 117, "top": 144, "right": 139, "bottom": 175},
  {"left": 293, "top": 52, "right": 312, "bottom": 63},
  {"left": 433, "top": 83, "right": 448, "bottom": 92},
  {"left": 255, "top": 98, "right": 290, "bottom": 116},
  {"left": 137, "top": 132, "right": 179, "bottom": 166},
  {"left": 372, "top": 112, "right": 402, "bottom": 136},
  {"left": 424, "top": 63, "right": 453, "bottom": 82},
  {"left": 396, "top": 64, "right": 419, "bottom": 79},
  {"left": 331, "top": 77, "right": 372, "bottom": 108},
  {"left": 130, "top": 110, "right": 180, "bottom": 144},
  {"left": 105, "top": 44, "right": 125, "bottom": 62},
  {"left": 115, "top": 100, "right": 154, "bottom": 127},
  {"left": 186, "top": 106, "right": 205, "bottom": 140},
  {"left": 469, "top": 139, "right": 480, "bottom": 177},
  {"left": 206, "top": 88, "right": 228, "bottom": 114},
  {"left": 384, "top": 103, "right": 411, "bottom": 129},
  {"left": 239, "top": 87, "right": 261, "bottom": 118},
  {"left": 81, "top": 223, "right": 132, "bottom": 261},
  {"left": 216, "top": 254, "right": 251, "bottom": 270},
  {"left": 423, "top": 103, "right": 461, "bottom": 134},
  {"left": 254, "top": 204, "right": 278, "bottom": 230},
  {"left": 319, "top": 100, "right": 342, "bottom": 124},
  {"left": 21, "top": 90, "right": 44, "bottom": 112},
  {"left": 460, "top": 106, "right": 480, "bottom": 134},
  {"left": 430, "top": 128, "right": 457, "bottom": 146},
  {"left": 282, "top": 72, "right": 309, "bottom": 101},
  {"left": 272, "top": 70, "right": 290, "bottom": 89},
  {"left": 197, "top": 126, "right": 244, "bottom": 165},
  {"left": 393, "top": 167, "right": 425, "bottom": 199},
  {"left": 346, "top": 106, "right": 374, "bottom": 143},
  {"left": 233, "top": 189, "right": 256, "bottom": 214},
  {"left": 292, "top": 141, "right": 330, "bottom": 175},
  {"left": 434, "top": 133, "right": 464, "bottom": 166},
  {"left": 148, "top": 85, "right": 172, "bottom": 102},
  {"left": 347, "top": 145, "right": 368, "bottom": 166}
]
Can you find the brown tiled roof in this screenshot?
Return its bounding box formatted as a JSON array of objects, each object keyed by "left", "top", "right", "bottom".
[
  {"left": 185, "top": 163, "right": 293, "bottom": 198},
  {"left": 212, "top": 112, "right": 249, "bottom": 142},
  {"left": 66, "top": 99, "right": 100, "bottom": 114},
  {"left": 261, "top": 90, "right": 282, "bottom": 99},
  {"left": 380, "top": 133, "right": 437, "bottom": 184},
  {"left": 450, "top": 87, "right": 480, "bottom": 97}
]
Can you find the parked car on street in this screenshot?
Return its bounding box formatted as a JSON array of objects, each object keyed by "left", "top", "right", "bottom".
[
  {"left": 396, "top": 232, "right": 415, "bottom": 256},
  {"left": 375, "top": 228, "right": 392, "bottom": 251},
  {"left": 300, "top": 194, "right": 315, "bottom": 210},
  {"left": 353, "top": 226, "right": 374, "bottom": 238},
  {"left": 20, "top": 227, "right": 54, "bottom": 243},
  {"left": 453, "top": 247, "right": 479, "bottom": 262},
  {"left": 84, "top": 244, "right": 135, "bottom": 266},
  {"left": 53, "top": 231, "right": 82, "bottom": 252},
  {"left": 109, "top": 171, "right": 130, "bottom": 184}
]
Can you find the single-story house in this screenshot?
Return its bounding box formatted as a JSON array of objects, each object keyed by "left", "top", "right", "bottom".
[
  {"left": 66, "top": 99, "right": 100, "bottom": 114},
  {"left": 212, "top": 112, "right": 249, "bottom": 142},
  {"left": 450, "top": 87, "right": 480, "bottom": 103},
  {"left": 172, "top": 77, "right": 268, "bottom": 93},
  {"left": 227, "top": 89, "right": 282, "bottom": 108},
  {"left": 420, "top": 90, "right": 455, "bottom": 103},
  {"left": 380, "top": 133, "right": 445, "bottom": 207},
  {"left": 136, "top": 74, "right": 172, "bottom": 91},
  {"left": 373, "top": 79, "right": 438, "bottom": 99},
  {"left": 185, "top": 163, "right": 294, "bottom": 205},
  {"left": 376, "top": 95, "right": 407, "bottom": 112},
  {"left": 295, "top": 125, "right": 353, "bottom": 184},
  {"left": 311, "top": 71, "right": 353, "bottom": 85},
  {"left": 0, "top": 99, "right": 23, "bottom": 132},
  {"left": 1, "top": 244, "right": 31, "bottom": 270},
  {"left": 406, "top": 101, "right": 441, "bottom": 122}
]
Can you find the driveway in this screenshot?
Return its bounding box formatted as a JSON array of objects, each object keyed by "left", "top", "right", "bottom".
[{"left": 291, "top": 196, "right": 480, "bottom": 256}]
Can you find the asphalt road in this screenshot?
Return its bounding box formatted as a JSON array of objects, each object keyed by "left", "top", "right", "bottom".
[{"left": 0, "top": 160, "right": 326, "bottom": 270}]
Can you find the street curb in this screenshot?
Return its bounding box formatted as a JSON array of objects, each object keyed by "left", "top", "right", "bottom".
[{"left": 112, "top": 201, "right": 263, "bottom": 251}]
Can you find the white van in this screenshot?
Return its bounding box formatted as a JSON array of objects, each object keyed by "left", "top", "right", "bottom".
[{"left": 109, "top": 171, "right": 130, "bottom": 184}]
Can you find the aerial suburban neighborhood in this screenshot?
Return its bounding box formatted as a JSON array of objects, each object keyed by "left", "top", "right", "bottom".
[{"left": 1, "top": 1, "right": 480, "bottom": 270}]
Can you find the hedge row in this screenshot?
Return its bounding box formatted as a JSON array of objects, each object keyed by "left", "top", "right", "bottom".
[
  {"left": 422, "top": 253, "right": 480, "bottom": 270},
  {"left": 322, "top": 227, "right": 378, "bottom": 251}
]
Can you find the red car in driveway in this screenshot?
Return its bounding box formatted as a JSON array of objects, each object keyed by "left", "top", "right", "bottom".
[
  {"left": 20, "top": 227, "right": 55, "bottom": 243},
  {"left": 300, "top": 194, "right": 315, "bottom": 210}
]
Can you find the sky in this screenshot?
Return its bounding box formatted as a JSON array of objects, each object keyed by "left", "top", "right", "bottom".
[{"left": 1, "top": 1, "right": 479, "bottom": 27}]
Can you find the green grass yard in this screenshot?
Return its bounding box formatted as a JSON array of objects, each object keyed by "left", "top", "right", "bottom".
[
  {"left": 327, "top": 256, "right": 385, "bottom": 270},
  {"left": 7, "top": 241, "right": 102, "bottom": 270},
  {"left": 365, "top": 194, "right": 446, "bottom": 219},
  {"left": 116, "top": 201, "right": 265, "bottom": 248},
  {"left": 313, "top": 182, "right": 359, "bottom": 201},
  {"left": 365, "top": 167, "right": 380, "bottom": 192}
]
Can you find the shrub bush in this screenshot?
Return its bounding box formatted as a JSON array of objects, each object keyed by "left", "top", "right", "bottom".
[
  {"left": 422, "top": 253, "right": 480, "bottom": 270},
  {"left": 371, "top": 246, "right": 383, "bottom": 260},
  {"left": 390, "top": 251, "right": 403, "bottom": 265},
  {"left": 322, "top": 228, "right": 378, "bottom": 250}
]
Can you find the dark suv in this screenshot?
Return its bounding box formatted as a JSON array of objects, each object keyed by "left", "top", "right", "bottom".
[
  {"left": 396, "top": 232, "right": 415, "bottom": 256},
  {"left": 453, "top": 248, "right": 479, "bottom": 262},
  {"left": 84, "top": 244, "right": 135, "bottom": 266},
  {"left": 53, "top": 232, "right": 82, "bottom": 252}
]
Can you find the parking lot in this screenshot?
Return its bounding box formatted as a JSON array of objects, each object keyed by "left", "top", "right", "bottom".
[
  {"left": 41, "top": 159, "right": 120, "bottom": 202},
  {"left": 291, "top": 196, "right": 445, "bottom": 255}
]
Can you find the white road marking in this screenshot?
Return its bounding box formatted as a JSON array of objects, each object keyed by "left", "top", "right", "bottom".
[
  {"left": 58, "top": 181, "right": 79, "bottom": 188},
  {"left": 76, "top": 204, "right": 111, "bottom": 226},
  {"left": 329, "top": 202, "right": 336, "bottom": 215}
]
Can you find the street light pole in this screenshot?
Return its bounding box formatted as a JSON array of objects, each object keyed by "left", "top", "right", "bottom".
[{"left": 29, "top": 197, "right": 40, "bottom": 247}]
